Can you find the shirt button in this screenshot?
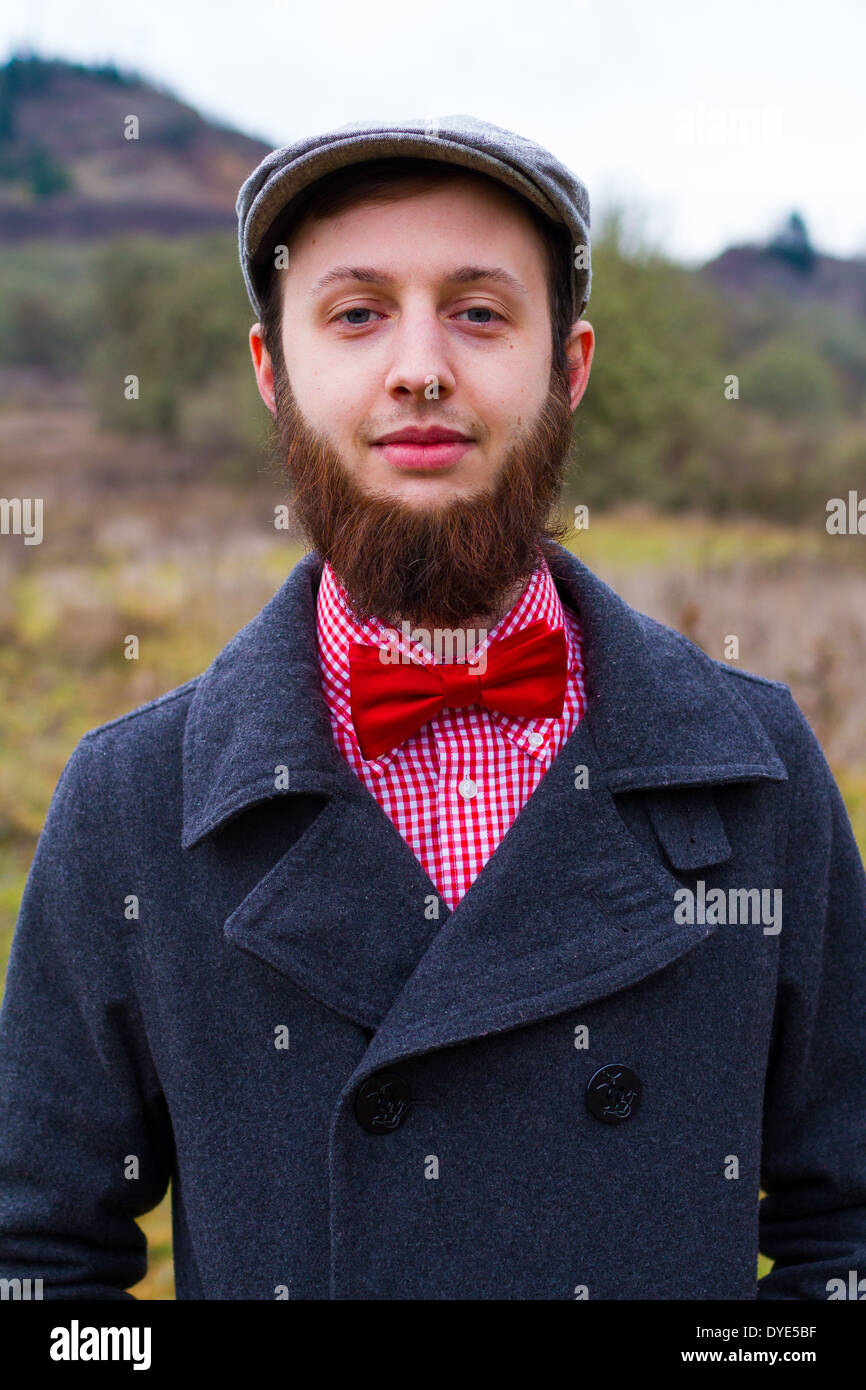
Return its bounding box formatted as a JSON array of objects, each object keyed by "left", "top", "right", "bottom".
[
  {"left": 354, "top": 1072, "right": 413, "bottom": 1134},
  {"left": 585, "top": 1063, "right": 642, "bottom": 1123},
  {"left": 458, "top": 778, "right": 478, "bottom": 799},
  {"left": 528, "top": 731, "right": 544, "bottom": 748}
]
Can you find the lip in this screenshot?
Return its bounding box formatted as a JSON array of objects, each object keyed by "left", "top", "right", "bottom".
[
  {"left": 375, "top": 422, "right": 475, "bottom": 444},
  {"left": 372, "top": 440, "right": 473, "bottom": 470},
  {"left": 374, "top": 426, "right": 472, "bottom": 445}
]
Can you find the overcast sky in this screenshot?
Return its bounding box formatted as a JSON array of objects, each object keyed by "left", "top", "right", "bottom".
[{"left": 3, "top": 0, "right": 864, "bottom": 264}]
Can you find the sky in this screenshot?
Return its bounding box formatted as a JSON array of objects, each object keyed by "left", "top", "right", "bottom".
[{"left": 2, "top": 0, "right": 864, "bottom": 265}]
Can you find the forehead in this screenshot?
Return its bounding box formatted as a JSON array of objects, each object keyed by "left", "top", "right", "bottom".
[{"left": 285, "top": 176, "right": 550, "bottom": 286}]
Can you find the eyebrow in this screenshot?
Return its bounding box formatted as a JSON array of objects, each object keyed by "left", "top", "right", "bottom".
[{"left": 306, "top": 264, "right": 529, "bottom": 300}]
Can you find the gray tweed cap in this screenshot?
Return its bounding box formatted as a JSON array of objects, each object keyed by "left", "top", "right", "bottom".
[{"left": 235, "top": 114, "right": 591, "bottom": 321}]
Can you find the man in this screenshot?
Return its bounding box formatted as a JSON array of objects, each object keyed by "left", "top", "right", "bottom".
[{"left": 0, "top": 115, "right": 864, "bottom": 1301}]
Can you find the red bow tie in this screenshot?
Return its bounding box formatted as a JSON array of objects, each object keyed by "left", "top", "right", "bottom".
[{"left": 348, "top": 619, "right": 568, "bottom": 760}]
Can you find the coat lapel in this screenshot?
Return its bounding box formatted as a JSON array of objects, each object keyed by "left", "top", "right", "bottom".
[
  {"left": 181, "top": 549, "right": 447, "bottom": 1031},
  {"left": 182, "top": 544, "right": 788, "bottom": 1056}
]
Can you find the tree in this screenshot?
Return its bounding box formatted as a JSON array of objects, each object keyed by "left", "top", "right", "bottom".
[{"left": 767, "top": 212, "right": 817, "bottom": 274}]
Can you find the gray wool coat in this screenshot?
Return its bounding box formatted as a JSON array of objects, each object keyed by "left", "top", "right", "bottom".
[{"left": 1, "top": 543, "right": 865, "bottom": 1301}]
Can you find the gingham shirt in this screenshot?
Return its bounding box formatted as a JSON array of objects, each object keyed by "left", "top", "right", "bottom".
[{"left": 315, "top": 552, "right": 587, "bottom": 910}]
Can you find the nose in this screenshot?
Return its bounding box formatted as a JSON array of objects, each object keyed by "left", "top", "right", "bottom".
[{"left": 382, "top": 300, "right": 456, "bottom": 404}]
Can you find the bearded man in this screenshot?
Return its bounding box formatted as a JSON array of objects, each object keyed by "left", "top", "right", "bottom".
[{"left": 1, "top": 116, "right": 864, "bottom": 1304}]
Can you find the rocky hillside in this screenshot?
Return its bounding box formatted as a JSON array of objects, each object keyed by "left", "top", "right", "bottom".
[{"left": 0, "top": 52, "right": 270, "bottom": 242}]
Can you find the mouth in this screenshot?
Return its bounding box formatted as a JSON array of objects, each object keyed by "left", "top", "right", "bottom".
[{"left": 371, "top": 426, "right": 474, "bottom": 472}]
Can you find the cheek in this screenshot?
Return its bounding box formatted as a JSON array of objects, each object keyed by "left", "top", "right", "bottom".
[
  {"left": 313, "top": 388, "right": 374, "bottom": 461},
  {"left": 285, "top": 353, "right": 360, "bottom": 430},
  {"left": 471, "top": 354, "right": 548, "bottom": 427}
]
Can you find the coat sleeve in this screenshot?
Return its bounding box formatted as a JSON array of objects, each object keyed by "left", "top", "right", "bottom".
[
  {"left": 757, "top": 694, "right": 866, "bottom": 1299},
  {"left": 0, "top": 734, "right": 172, "bottom": 1298}
]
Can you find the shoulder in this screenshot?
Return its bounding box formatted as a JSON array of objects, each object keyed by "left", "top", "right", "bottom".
[
  {"left": 636, "top": 607, "right": 836, "bottom": 797},
  {"left": 49, "top": 677, "right": 201, "bottom": 835},
  {"left": 78, "top": 674, "right": 199, "bottom": 764}
]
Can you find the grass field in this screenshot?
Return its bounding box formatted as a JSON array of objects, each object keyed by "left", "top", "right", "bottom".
[{"left": 3, "top": 506, "right": 865, "bottom": 1296}]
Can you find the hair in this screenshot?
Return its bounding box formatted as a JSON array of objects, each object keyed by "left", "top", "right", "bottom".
[{"left": 256, "top": 156, "right": 575, "bottom": 386}]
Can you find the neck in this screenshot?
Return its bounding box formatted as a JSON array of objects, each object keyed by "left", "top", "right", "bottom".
[{"left": 397, "top": 575, "right": 527, "bottom": 663}]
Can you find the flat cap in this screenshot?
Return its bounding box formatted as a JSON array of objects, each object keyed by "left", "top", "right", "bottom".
[{"left": 235, "top": 114, "right": 591, "bottom": 321}]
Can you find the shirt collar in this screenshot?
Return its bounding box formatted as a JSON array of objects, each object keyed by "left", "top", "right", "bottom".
[{"left": 316, "top": 545, "right": 582, "bottom": 767}]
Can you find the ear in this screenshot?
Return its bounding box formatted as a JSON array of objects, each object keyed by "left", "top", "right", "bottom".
[
  {"left": 249, "top": 323, "right": 276, "bottom": 416},
  {"left": 565, "top": 319, "right": 595, "bottom": 410}
]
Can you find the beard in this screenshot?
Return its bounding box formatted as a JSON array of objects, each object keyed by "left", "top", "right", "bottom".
[{"left": 269, "top": 355, "right": 575, "bottom": 630}]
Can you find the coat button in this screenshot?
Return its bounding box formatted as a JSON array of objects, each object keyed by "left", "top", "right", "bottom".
[
  {"left": 354, "top": 1072, "right": 413, "bottom": 1134},
  {"left": 585, "top": 1063, "right": 642, "bottom": 1123}
]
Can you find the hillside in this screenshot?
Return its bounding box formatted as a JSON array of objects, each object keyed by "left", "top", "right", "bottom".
[
  {"left": 701, "top": 213, "right": 866, "bottom": 317},
  {"left": 0, "top": 52, "right": 270, "bottom": 241}
]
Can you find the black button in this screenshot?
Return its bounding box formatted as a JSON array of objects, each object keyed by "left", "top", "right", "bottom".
[
  {"left": 585, "top": 1063, "right": 642, "bottom": 1123},
  {"left": 354, "top": 1072, "right": 412, "bottom": 1134}
]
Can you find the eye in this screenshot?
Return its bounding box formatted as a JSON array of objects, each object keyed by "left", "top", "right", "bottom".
[
  {"left": 455, "top": 306, "right": 505, "bottom": 324},
  {"left": 331, "top": 304, "right": 506, "bottom": 328},
  {"left": 333, "top": 307, "right": 383, "bottom": 326}
]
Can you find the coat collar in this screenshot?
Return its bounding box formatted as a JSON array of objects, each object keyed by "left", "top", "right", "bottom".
[
  {"left": 181, "top": 543, "right": 788, "bottom": 1080},
  {"left": 182, "top": 542, "right": 786, "bottom": 849}
]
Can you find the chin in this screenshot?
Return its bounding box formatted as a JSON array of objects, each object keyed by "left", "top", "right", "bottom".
[{"left": 399, "top": 482, "right": 474, "bottom": 509}]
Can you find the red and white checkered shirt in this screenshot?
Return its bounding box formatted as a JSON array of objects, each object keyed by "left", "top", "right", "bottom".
[{"left": 315, "top": 551, "right": 587, "bottom": 910}]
